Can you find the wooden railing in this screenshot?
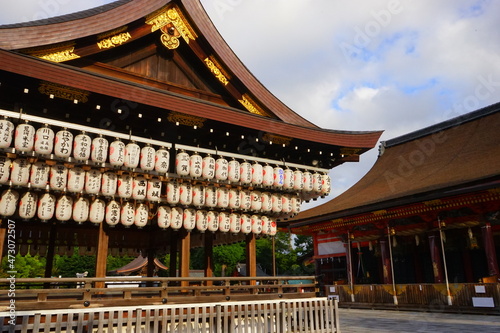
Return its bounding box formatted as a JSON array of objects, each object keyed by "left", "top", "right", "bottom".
[
  {"left": 0, "top": 298, "right": 339, "bottom": 333},
  {"left": 325, "top": 283, "right": 500, "bottom": 313},
  {"left": 0, "top": 276, "right": 317, "bottom": 311}
]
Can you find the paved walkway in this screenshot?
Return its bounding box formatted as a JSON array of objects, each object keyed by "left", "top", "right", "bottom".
[{"left": 338, "top": 308, "right": 500, "bottom": 333}]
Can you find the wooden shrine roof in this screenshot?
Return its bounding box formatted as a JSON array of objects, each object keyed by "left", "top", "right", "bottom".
[
  {"left": 0, "top": 0, "right": 382, "bottom": 148},
  {"left": 288, "top": 102, "right": 500, "bottom": 228}
]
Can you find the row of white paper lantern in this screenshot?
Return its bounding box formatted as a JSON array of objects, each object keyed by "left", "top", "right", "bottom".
[
  {"left": 174, "top": 150, "right": 330, "bottom": 196},
  {"left": 0, "top": 157, "right": 302, "bottom": 215},
  {"left": 0, "top": 188, "right": 277, "bottom": 235},
  {"left": 0, "top": 119, "right": 170, "bottom": 171},
  {"left": 0, "top": 119, "right": 330, "bottom": 196}
]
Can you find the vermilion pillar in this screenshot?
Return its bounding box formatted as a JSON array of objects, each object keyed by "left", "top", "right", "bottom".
[
  {"left": 428, "top": 233, "right": 444, "bottom": 283},
  {"left": 481, "top": 223, "right": 500, "bottom": 278}
]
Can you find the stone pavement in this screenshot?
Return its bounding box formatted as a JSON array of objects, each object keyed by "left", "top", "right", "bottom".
[{"left": 338, "top": 308, "right": 500, "bottom": 333}]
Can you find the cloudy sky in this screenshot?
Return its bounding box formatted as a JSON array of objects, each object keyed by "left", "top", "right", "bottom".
[{"left": 2, "top": 0, "right": 500, "bottom": 210}]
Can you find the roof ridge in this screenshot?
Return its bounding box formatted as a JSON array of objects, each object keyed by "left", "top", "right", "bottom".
[{"left": 382, "top": 101, "right": 500, "bottom": 149}]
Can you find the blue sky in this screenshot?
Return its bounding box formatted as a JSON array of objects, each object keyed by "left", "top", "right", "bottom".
[{"left": 2, "top": 0, "right": 500, "bottom": 210}]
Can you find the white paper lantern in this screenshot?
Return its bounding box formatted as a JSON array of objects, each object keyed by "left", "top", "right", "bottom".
[
  {"left": 100, "top": 172, "right": 117, "bottom": 197},
  {"left": 228, "top": 188, "right": 240, "bottom": 210},
  {"left": 0, "top": 189, "right": 19, "bottom": 216},
  {"left": 273, "top": 166, "right": 284, "bottom": 188},
  {"left": 262, "top": 164, "right": 274, "bottom": 187},
  {"left": 117, "top": 174, "right": 133, "bottom": 199},
  {"left": 55, "top": 195, "right": 73, "bottom": 222},
  {"left": 195, "top": 210, "right": 208, "bottom": 232},
  {"left": 134, "top": 203, "right": 149, "bottom": 228},
  {"left": 229, "top": 213, "right": 241, "bottom": 233},
  {"left": 251, "top": 162, "right": 263, "bottom": 186},
  {"left": 192, "top": 184, "right": 205, "bottom": 207},
  {"left": 67, "top": 167, "right": 85, "bottom": 193},
  {"left": 170, "top": 207, "right": 183, "bottom": 230},
  {"left": 157, "top": 206, "right": 171, "bottom": 229},
  {"left": 155, "top": 147, "right": 170, "bottom": 174},
  {"left": 228, "top": 159, "right": 240, "bottom": 183},
  {"left": 189, "top": 153, "right": 202, "bottom": 178},
  {"left": 37, "top": 192, "right": 55, "bottom": 221},
  {"left": 147, "top": 178, "right": 162, "bottom": 202},
  {"left": 10, "top": 158, "right": 31, "bottom": 186},
  {"left": 291, "top": 195, "right": 301, "bottom": 214},
  {"left": 240, "top": 190, "right": 251, "bottom": 211},
  {"left": 73, "top": 197, "right": 89, "bottom": 223},
  {"left": 218, "top": 211, "right": 230, "bottom": 233},
  {"left": 0, "top": 156, "right": 11, "bottom": 184},
  {"left": 183, "top": 208, "right": 196, "bottom": 231},
  {"left": 202, "top": 154, "right": 215, "bottom": 180},
  {"left": 261, "top": 192, "right": 272, "bottom": 212},
  {"left": 34, "top": 126, "right": 54, "bottom": 155},
  {"left": 175, "top": 150, "right": 190, "bottom": 176},
  {"left": 19, "top": 191, "right": 37, "bottom": 219},
  {"left": 179, "top": 182, "right": 193, "bottom": 206},
  {"left": 73, "top": 132, "right": 91, "bottom": 161},
  {"left": 131, "top": 176, "right": 147, "bottom": 200},
  {"left": 140, "top": 145, "right": 156, "bottom": 171},
  {"left": 120, "top": 201, "right": 135, "bottom": 227},
  {"left": 105, "top": 200, "right": 120, "bottom": 226},
  {"left": 124, "top": 141, "right": 140, "bottom": 168},
  {"left": 250, "top": 190, "right": 262, "bottom": 211},
  {"left": 49, "top": 164, "right": 67, "bottom": 191},
  {"left": 271, "top": 193, "right": 282, "bottom": 213},
  {"left": 89, "top": 198, "right": 105, "bottom": 224},
  {"left": 302, "top": 171, "right": 313, "bottom": 192},
  {"left": 54, "top": 129, "right": 73, "bottom": 158},
  {"left": 166, "top": 181, "right": 180, "bottom": 205},
  {"left": 283, "top": 168, "right": 294, "bottom": 190},
  {"left": 240, "top": 214, "right": 251, "bottom": 234},
  {"left": 204, "top": 186, "right": 217, "bottom": 208},
  {"left": 268, "top": 218, "right": 277, "bottom": 236},
  {"left": 321, "top": 174, "right": 331, "bottom": 195},
  {"left": 207, "top": 210, "right": 218, "bottom": 232},
  {"left": 85, "top": 169, "right": 102, "bottom": 195},
  {"left": 109, "top": 139, "right": 125, "bottom": 166},
  {"left": 91, "top": 135, "right": 108, "bottom": 164},
  {"left": 215, "top": 156, "right": 228, "bottom": 181},
  {"left": 14, "top": 123, "right": 35, "bottom": 153},
  {"left": 261, "top": 216, "right": 271, "bottom": 235},
  {"left": 30, "top": 161, "right": 49, "bottom": 189},
  {"left": 216, "top": 186, "right": 229, "bottom": 209},
  {"left": 312, "top": 173, "right": 323, "bottom": 193},
  {"left": 281, "top": 194, "right": 292, "bottom": 214},
  {"left": 251, "top": 215, "right": 262, "bottom": 234},
  {"left": 293, "top": 170, "right": 304, "bottom": 191},
  {"left": 239, "top": 161, "right": 252, "bottom": 185},
  {"left": 0, "top": 118, "right": 14, "bottom": 149}
]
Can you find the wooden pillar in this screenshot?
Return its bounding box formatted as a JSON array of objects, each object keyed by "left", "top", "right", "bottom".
[
  {"left": 428, "top": 232, "right": 444, "bottom": 283},
  {"left": 204, "top": 232, "right": 214, "bottom": 286},
  {"left": 169, "top": 231, "right": 178, "bottom": 277},
  {"left": 179, "top": 230, "right": 191, "bottom": 288},
  {"left": 0, "top": 224, "right": 6, "bottom": 264},
  {"left": 379, "top": 239, "right": 392, "bottom": 284},
  {"left": 95, "top": 223, "right": 109, "bottom": 289},
  {"left": 246, "top": 233, "right": 257, "bottom": 285},
  {"left": 44, "top": 223, "right": 57, "bottom": 281},
  {"left": 481, "top": 223, "right": 500, "bottom": 279}
]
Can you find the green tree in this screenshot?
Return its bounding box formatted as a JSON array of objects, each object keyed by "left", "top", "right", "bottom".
[
  {"left": 0, "top": 254, "right": 46, "bottom": 278},
  {"left": 53, "top": 253, "right": 96, "bottom": 277},
  {"left": 213, "top": 242, "right": 245, "bottom": 276}
]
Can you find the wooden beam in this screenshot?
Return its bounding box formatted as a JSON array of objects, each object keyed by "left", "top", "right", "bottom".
[
  {"left": 169, "top": 231, "right": 178, "bottom": 277},
  {"left": 95, "top": 223, "right": 109, "bottom": 289},
  {"left": 0, "top": 223, "right": 6, "bottom": 264}
]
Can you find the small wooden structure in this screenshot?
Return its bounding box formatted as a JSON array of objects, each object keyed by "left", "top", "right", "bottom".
[{"left": 289, "top": 103, "right": 500, "bottom": 312}]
